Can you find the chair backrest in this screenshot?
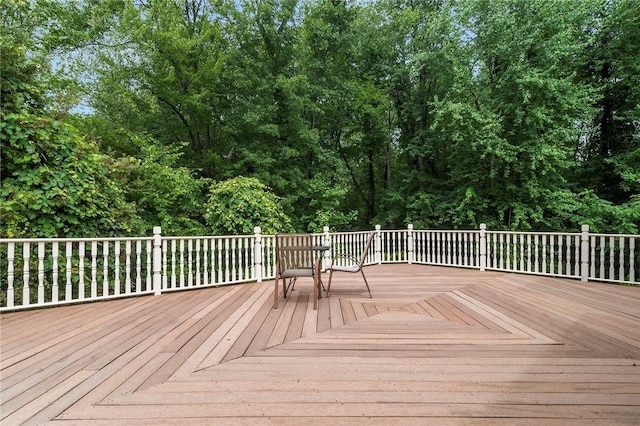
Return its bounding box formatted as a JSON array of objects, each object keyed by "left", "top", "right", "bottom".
[
  {"left": 275, "top": 234, "right": 315, "bottom": 273},
  {"left": 358, "top": 233, "right": 376, "bottom": 266}
]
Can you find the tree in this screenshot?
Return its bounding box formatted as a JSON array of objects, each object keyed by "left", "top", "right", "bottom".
[
  {"left": 223, "top": 1, "right": 310, "bottom": 202},
  {"left": 574, "top": 0, "right": 640, "bottom": 205},
  {"left": 432, "top": 0, "right": 595, "bottom": 230},
  {"left": 85, "top": 0, "right": 232, "bottom": 177},
  {"left": 376, "top": 0, "right": 462, "bottom": 228}
]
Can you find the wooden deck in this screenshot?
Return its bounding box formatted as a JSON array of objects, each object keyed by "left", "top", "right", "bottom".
[{"left": 1, "top": 264, "right": 639, "bottom": 425}]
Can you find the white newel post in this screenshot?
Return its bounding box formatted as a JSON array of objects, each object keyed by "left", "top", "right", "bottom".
[
  {"left": 254, "top": 226, "right": 263, "bottom": 282},
  {"left": 581, "top": 224, "right": 590, "bottom": 282},
  {"left": 323, "top": 226, "right": 331, "bottom": 270},
  {"left": 375, "top": 225, "right": 382, "bottom": 264},
  {"left": 407, "top": 224, "right": 414, "bottom": 264},
  {"left": 153, "top": 226, "right": 162, "bottom": 295},
  {"left": 479, "top": 223, "right": 487, "bottom": 272}
]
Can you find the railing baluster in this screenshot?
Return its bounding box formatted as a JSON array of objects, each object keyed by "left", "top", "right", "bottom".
[
  {"left": 557, "top": 234, "right": 563, "bottom": 274},
  {"left": 533, "top": 234, "right": 539, "bottom": 273},
  {"left": 618, "top": 238, "right": 625, "bottom": 281},
  {"left": 171, "top": 239, "right": 176, "bottom": 289},
  {"left": 549, "top": 235, "right": 555, "bottom": 275},
  {"left": 224, "top": 239, "right": 230, "bottom": 282},
  {"left": 179, "top": 239, "right": 185, "bottom": 288},
  {"left": 65, "top": 242, "right": 72, "bottom": 301},
  {"left": 114, "top": 241, "right": 121, "bottom": 295},
  {"left": 38, "top": 242, "right": 45, "bottom": 304},
  {"left": 91, "top": 241, "right": 98, "bottom": 299},
  {"left": 23, "top": 242, "right": 31, "bottom": 306},
  {"left": 445, "top": 232, "right": 450, "bottom": 265},
  {"left": 210, "top": 238, "right": 216, "bottom": 284},
  {"left": 526, "top": 234, "right": 531, "bottom": 272},
  {"left": 78, "top": 241, "right": 85, "bottom": 299},
  {"left": 103, "top": 242, "right": 109, "bottom": 297},
  {"left": 544, "top": 234, "right": 549, "bottom": 274},
  {"left": 608, "top": 236, "right": 615, "bottom": 280},
  {"left": 630, "top": 238, "right": 635, "bottom": 282},
  {"left": 217, "top": 239, "right": 223, "bottom": 283},
  {"left": 7, "top": 242, "right": 15, "bottom": 307},
  {"left": 203, "top": 239, "right": 209, "bottom": 285},
  {"left": 574, "top": 235, "right": 580, "bottom": 277},
  {"left": 231, "top": 238, "right": 237, "bottom": 281},
  {"left": 589, "top": 235, "right": 596, "bottom": 279},
  {"left": 162, "top": 240, "right": 168, "bottom": 290},
  {"left": 146, "top": 240, "right": 152, "bottom": 290},
  {"left": 195, "top": 239, "right": 201, "bottom": 286},
  {"left": 136, "top": 240, "right": 142, "bottom": 292},
  {"left": 504, "top": 234, "right": 510, "bottom": 269},
  {"left": 490, "top": 234, "right": 496, "bottom": 268},
  {"left": 599, "top": 236, "right": 605, "bottom": 279},
  {"left": 52, "top": 242, "right": 59, "bottom": 303},
  {"left": 195, "top": 238, "right": 202, "bottom": 287},
  {"left": 563, "top": 235, "right": 570, "bottom": 276},
  {"left": 187, "top": 239, "right": 193, "bottom": 286},
  {"left": 244, "top": 237, "right": 250, "bottom": 280},
  {"left": 125, "top": 240, "right": 132, "bottom": 294}
]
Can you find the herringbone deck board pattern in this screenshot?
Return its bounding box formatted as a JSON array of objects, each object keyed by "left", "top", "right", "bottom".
[{"left": 1, "top": 264, "right": 638, "bottom": 424}]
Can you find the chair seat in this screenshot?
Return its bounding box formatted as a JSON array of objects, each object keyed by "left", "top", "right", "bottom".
[
  {"left": 329, "top": 264, "right": 360, "bottom": 273},
  {"left": 281, "top": 268, "right": 314, "bottom": 278}
]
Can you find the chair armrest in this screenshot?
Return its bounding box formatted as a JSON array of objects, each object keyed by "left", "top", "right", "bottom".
[{"left": 331, "top": 253, "right": 360, "bottom": 265}]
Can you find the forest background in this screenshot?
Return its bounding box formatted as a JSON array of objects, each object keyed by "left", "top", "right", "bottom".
[{"left": 1, "top": 0, "right": 639, "bottom": 238}]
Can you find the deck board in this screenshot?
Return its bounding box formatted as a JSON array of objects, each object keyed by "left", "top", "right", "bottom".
[{"left": 1, "top": 264, "right": 639, "bottom": 424}]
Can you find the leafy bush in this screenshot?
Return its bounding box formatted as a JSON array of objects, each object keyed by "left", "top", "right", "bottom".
[
  {"left": 106, "top": 138, "right": 210, "bottom": 236},
  {"left": 204, "top": 177, "right": 294, "bottom": 235}
]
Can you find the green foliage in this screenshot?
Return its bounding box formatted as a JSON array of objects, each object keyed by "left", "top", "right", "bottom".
[
  {"left": 5, "top": 0, "right": 637, "bottom": 237},
  {"left": 0, "top": 116, "right": 138, "bottom": 237},
  {"left": 204, "top": 177, "right": 294, "bottom": 235},
  {"left": 549, "top": 190, "right": 639, "bottom": 234},
  {"left": 0, "top": 11, "right": 137, "bottom": 238},
  {"left": 298, "top": 177, "right": 358, "bottom": 233},
  {"left": 573, "top": 0, "right": 640, "bottom": 205},
  {"left": 106, "top": 137, "right": 211, "bottom": 236}
]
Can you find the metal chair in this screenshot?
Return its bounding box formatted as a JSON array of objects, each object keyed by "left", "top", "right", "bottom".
[
  {"left": 326, "top": 232, "right": 374, "bottom": 298},
  {"left": 273, "top": 234, "right": 322, "bottom": 310}
]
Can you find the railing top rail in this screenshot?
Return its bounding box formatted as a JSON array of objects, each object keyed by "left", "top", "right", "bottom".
[
  {"left": 412, "top": 229, "right": 480, "bottom": 232},
  {"left": 162, "top": 235, "right": 256, "bottom": 241},
  {"left": 485, "top": 230, "right": 580, "bottom": 236},
  {"left": 327, "top": 230, "right": 372, "bottom": 236},
  {"left": 589, "top": 232, "right": 640, "bottom": 238},
  {"left": 0, "top": 236, "right": 153, "bottom": 244}
]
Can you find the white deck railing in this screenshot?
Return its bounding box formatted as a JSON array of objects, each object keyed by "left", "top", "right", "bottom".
[{"left": 1, "top": 224, "right": 637, "bottom": 311}]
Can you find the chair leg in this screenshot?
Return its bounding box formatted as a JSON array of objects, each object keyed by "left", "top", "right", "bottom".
[
  {"left": 313, "top": 275, "right": 318, "bottom": 310},
  {"left": 315, "top": 260, "right": 322, "bottom": 300},
  {"left": 360, "top": 268, "right": 372, "bottom": 298},
  {"left": 274, "top": 274, "right": 279, "bottom": 309},
  {"left": 283, "top": 277, "right": 288, "bottom": 299},
  {"left": 326, "top": 268, "right": 334, "bottom": 297}
]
